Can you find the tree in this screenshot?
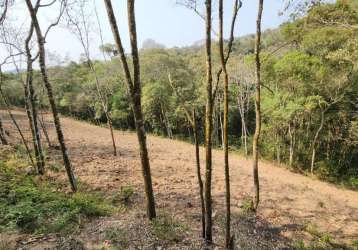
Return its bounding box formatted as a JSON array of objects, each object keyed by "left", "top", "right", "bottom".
[
  {"left": 0, "top": 67, "right": 35, "bottom": 166},
  {"left": 25, "top": 0, "right": 77, "bottom": 192},
  {"left": 103, "top": 0, "right": 156, "bottom": 220},
  {"left": 65, "top": 0, "right": 118, "bottom": 156},
  {"left": 252, "top": 0, "right": 264, "bottom": 211},
  {"left": 203, "top": 0, "right": 214, "bottom": 243},
  {"left": 218, "top": 0, "right": 240, "bottom": 248}
]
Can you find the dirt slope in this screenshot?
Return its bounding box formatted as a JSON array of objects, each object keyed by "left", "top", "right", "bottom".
[{"left": 1, "top": 111, "right": 358, "bottom": 248}]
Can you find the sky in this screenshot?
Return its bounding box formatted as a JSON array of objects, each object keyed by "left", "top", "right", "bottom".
[{"left": 2, "top": 0, "right": 288, "bottom": 67}]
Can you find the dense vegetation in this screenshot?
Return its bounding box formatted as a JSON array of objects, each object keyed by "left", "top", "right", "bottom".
[{"left": 3, "top": 1, "right": 356, "bottom": 185}]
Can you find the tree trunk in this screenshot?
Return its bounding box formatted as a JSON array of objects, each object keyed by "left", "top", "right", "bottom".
[
  {"left": 0, "top": 115, "right": 8, "bottom": 145},
  {"left": 252, "top": 0, "right": 264, "bottom": 211},
  {"left": 204, "top": 0, "right": 213, "bottom": 244},
  {"left": 24, "top": 23, "right": 45, "bottom": 174},
  {"left": 0, "top": 85, "right": 35, "bottom": 167},
  {"left": 238, "top": 94, "right": 248, "bottom": 156},
  {"left": 38, "top": 112, "right": 52, "bottom": 148},
  {"left": 25, "top": 0, "right": 77, "bottom": 192},
  {"left": 218, "top": 0, "right": 234, "bottom": 247},
  {"left": 193, "top": 110, "right": 205, "bottom": 239},
  {"left": 103, "top": 0, "right": 156, "bottom": 220},
  {"left": 288, "top": 123, "right": 295, "bottom": 167},
  {"left": 105, "top": 111, "right": 117, "bottom": 156},
  {"left": 311, "top": 109, "right": 325, "bottom": 174},
  {"left": 87, "top": 58, "right": 117, "bottom": 156}
]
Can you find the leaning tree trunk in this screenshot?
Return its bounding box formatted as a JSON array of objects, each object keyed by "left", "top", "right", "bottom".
[
  {"left": 0, "top": 85, "right": 35, "bottom": 167},
  {"left": 193, "top": 109, "right": 205, "bottom": 238},
  {"left": 0, "top": 115, "right": 8, "bottom": 145},
  {"left": 252, "top": 0, "right": 264, "bottom": 211},
  {"left": 38, "top": 113, "right": 52, "bottom": 148},
  {"left": 103, "top": 0, "right": 156, "bottom": 220},
  {"left": 25, "top": 0, "right": 77, "bottom": 192},
  {"left": 311, "top": 109, "right": 325, "bottom": 174},
  {"left": 24, "top": 24, "right": 45, "bottom": 174}
]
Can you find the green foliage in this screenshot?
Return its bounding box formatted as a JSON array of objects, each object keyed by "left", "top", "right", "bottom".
[
  {"left": 103, "top": 227, "right": 129, "bottom": 249},
  {"left": 0, "top": 155, "right": 114, "bottom": 234},
  {"left": 112, "top": 186, "right": 134, "bottom": 206},
  {"left": 150, "top": 215, "right": 187, "bottom": 242},
  {"left": 240, "top": 195, "right": 255, "bottom": 214}
]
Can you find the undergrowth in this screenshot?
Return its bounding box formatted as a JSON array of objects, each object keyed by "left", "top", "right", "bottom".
[{"left": 0, "top": 148, "right": 115, "bottom": 234}]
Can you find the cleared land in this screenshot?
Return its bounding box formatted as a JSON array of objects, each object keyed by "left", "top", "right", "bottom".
[{"left": 1, "top": 110, "right": 357, "bottom": 249}]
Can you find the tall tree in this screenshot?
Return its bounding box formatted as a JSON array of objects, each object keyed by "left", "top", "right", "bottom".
[
  {"left": 203, "top": 0, "right": 214, "bottom": 243},
  {"left": 0, "top": 67, "right": 34, "bottom": 166},
  {"left": 25, "top": 0, "right": 77, "bottom": 192},
  {"left": 218, "top": 0, "right": 239, "bottom": 248},
  {"left": 65, "top": 1, "right": 118, "bottom": 156},
  {"left": 24, "top": 23, "right": 45, "bottom": 174},
  {"left": 103, "top": 0, "right": 156, "bottom": 219},
  {"left": 252, "top": 0, "right": 264, "bottom": 210},
  {"left": 168, "top": 74, "right": 205, "bottom": 238}
]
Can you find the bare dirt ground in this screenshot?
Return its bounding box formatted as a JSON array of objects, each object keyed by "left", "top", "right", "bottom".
[{"left": 1, "top": 110, "right": 358, "bottom": 249}]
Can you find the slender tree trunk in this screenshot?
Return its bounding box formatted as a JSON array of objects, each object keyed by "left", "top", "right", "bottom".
[
  {"left": 25, "top": 24, "right": 45, "bottom": 174},
  {"left": 219, "top": 0, "right": 233, "bottom": 247},
  {"left": 0, "top": 85, "right": 35, "bottom": 167},
  {"left": 204, "top": 0, "right": 213, "bottom": 244},
  {"left": 276, "top": 133, "right": 281, "bottom": 164},
  {"left": 168, "top": 75, "right": 205, "bottom": 238},
  {"left": 24, "top": 80, "right": 42, "bottom": 173},
  {"left": 311, "top": 109, "right": 325, "bottom": 174},
  {"left": 105, "top": 110, "right": 117, "bottom": 156},
  {"left": 25, "top": 0, "right": 77, "bottom": 192},
  {"left": 88, "top": 60, "right": 117, "bottom": 156},
  {"left": 103, "top": 0, "right": 156, "bottom": 219},
  {"left": 38, "top": 112, "right": 52, "bottom": 148},
  {"left": 288, "top": 123, "right": 295, "bottom": 167},
  {"left": 193, "top": 110, "right": 205, "bottom": 239},
  {"left": 238, "top": 94, "right": 248, "bottom": 155},
  {"left": 0, "top": 115, "right": 8, "bottom": 145},
  {"left": 252, "top": 0, "right": 264, "bottom": 211},
  {"left": 219, "top": 104, "right": 224, "bottom": 149}
]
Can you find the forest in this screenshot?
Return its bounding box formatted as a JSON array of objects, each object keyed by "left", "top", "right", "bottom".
[{"left": 0, "top": 0, "right": 357, "bottom": 249}]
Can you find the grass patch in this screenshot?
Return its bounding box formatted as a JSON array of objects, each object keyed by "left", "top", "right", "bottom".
[
  {"left": 240, "top": 195, "right": 255, "bottom": 215},
  {"left": 150, "top": 214, "right": 187, "bottom": 243},
  {"left": 103, "top": 227, "right": 129, "bottom": 249},
  {"left": 300, "top": 222, "right": 352, "bottom": 249},
  {"left": 0, "top": 151, "right": 115, "bottom": 234},
  {"left": 112, "top": 186, "right": 135, "bottom": 206}
]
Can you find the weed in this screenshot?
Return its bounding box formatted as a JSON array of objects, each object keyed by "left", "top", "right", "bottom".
[
  {"left": 48, "top": 163, "right": 62, "bottom": 173},
  {"left": 0, "top": 153, "right": 114, "bottom": 234},
  {"left": 351, "top": 240, "right": 358, "bottom": 250},
  {"left": 150, "top": 214, "right": 186, "bottom": 242},
  {"left": 112, "top": 186, "right": 134, "bottom": 206},
  {"left": 103, "top": 227, "right": 129, "bottom": 249},
  {"left": 240, "top": 195, "right": 255, "bottom": 214},
  {"left": 293, "top": 239, "right": 308, "bottom": 250},
  {"left": 317, "top": 201, "right": 325, "bottom": 208}
]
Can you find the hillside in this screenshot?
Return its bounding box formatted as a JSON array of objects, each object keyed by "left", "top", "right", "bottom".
[{"left": 1, "top": 110, "right": 357, "bottom": 249}]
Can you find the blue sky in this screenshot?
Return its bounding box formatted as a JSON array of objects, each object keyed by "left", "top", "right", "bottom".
[{"left": 2, "top": 0, "right": 288, "bottom": 66}]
